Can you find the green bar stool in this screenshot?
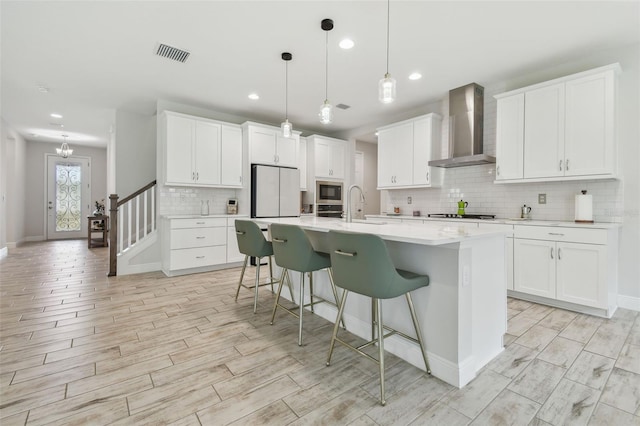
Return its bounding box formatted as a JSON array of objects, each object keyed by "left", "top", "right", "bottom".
[
  {"left": 269, "top": 223, "right": 345, "bottom": 346},
  {"left": 234, "top": 220, "right": 278, "bottom": 314},
  {"left": 326, "top": 230, "right": 431, "bottom": 406}
]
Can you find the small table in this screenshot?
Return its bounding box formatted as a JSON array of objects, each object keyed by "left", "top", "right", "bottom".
[{"left": 88, "top": 215, "right": 109, "bottom": 248}]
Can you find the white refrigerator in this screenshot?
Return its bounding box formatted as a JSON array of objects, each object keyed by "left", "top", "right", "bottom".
[{"left": 251, "top": 164, "right": 300, "bottom": 218}]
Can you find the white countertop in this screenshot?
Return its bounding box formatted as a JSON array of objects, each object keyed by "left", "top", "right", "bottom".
[
  {"left": 366, "top": 214, "right": 621, "bottom": 229},
  {"left": 162, "top": 214, "right": 248, "bottom": 219},
  {"left": 254, "top": 216, "right": 506, "bottom": 246}
]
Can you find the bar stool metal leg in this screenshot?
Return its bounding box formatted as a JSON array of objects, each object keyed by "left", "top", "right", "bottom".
[
  {"left": 235, "top": 255, "right": 249, "bottom": 301},
  {"left": 298, "top": 272, "right": 305, "bottom": 346},
  {"left": 268, "top": 256, "right": 275, "bottom": 292},
  {"left": 270, "top": 268, "right": 288, "bottom": 325},
  {"left": 406, "top": 292, "right": 431, "bottom": 374},
  {"left": 253, "top": 257, "right": 262, "bottom": 314},
  {"left": 326, "top": 290, "right": 349, "bottom": 365},
  {"left": 326, "top": 268, "right": 346, "bottom": 329},
  {"left": 309, "top": 272, "right": 315, "bottom": 313},
  {"left": 376, "top": 298, "right": 386, "bottom": 406}
]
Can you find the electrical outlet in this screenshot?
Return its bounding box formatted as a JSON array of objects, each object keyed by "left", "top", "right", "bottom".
[
  {"left": 538, "top": 193, "right": 547, "bottom": 204},
  {"left": 407, "top": 196, "right": 412, "bottom": 205}
]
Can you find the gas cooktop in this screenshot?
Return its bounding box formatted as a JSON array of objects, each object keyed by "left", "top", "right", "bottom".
[{"left": 428, "top": 213, "right": 496, "bottom": 220}]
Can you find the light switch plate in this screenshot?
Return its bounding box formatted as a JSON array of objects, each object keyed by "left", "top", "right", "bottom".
[
  {"left": 407, "top": 196, "right": 412, "bottom": 204},
  {"left": 538, "top": 193, "right": 547, "bottom": 204}
]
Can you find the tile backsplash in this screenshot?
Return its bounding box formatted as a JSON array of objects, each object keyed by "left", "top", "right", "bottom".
[
  {"left": 382, "top": 165, "right": 623, "bottom": 223},
  {"left": 158, "top": 186, "right": 238, "bottom": 216}
]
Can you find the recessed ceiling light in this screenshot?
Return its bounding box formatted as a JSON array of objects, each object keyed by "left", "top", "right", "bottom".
[
  {"left": 37, "top": 85, "right": 49, "bottom": 93},
  {"left": 248, "top": 93, "right": 259, "bottom": 100},
  {"left": 50, "top": 113, "right": 63, "bottom": 118},
  {"left": 339, "top": 38, "right": 354, "bottom": 49},
  {"left": 409, "top": 72, "right": 422, "bottom": 80}
]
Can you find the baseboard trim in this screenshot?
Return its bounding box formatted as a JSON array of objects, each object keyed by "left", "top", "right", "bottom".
[
  {"left": 618, "top": 294, "right": 640, "bottom": 312},
  {"left": 118, "top": 262, "right": 162, "bottom": 276},
  {"left": 25, "top": 235, "right": 45, "bottom": 242}
]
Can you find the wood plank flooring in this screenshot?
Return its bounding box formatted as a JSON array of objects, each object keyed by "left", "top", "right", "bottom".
[{"left": 1, "top": 239, "right": 639, "bottom": 425}]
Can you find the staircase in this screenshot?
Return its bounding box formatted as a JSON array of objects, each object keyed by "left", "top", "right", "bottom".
[{"left": 108, "top": 180, "right": 157, "bottom": 276}]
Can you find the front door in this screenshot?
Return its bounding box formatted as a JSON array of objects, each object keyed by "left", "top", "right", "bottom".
[{"left": 46, "top": 154, "right": 91, "bottom": 240}]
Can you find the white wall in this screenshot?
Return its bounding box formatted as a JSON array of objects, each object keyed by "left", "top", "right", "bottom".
[
  {"left": 1, "top": 120, "right": 27, "bottom": 247},
  {"left": 381, "top": 44, "right": 639, "bottom": 301},
  {"left": 115, "top": 109, "right": 156, "bottom": 197},
  {"left": 24, "top": 141, "right": 107, "bottom": 240}
]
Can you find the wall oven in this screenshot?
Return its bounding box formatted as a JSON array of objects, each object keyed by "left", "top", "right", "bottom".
[
  {"left": 316, "top": 204, "right": 344, "bottom": 218},
  {"left": 316, "top": 180, "right": 343, "bottom": 204}
]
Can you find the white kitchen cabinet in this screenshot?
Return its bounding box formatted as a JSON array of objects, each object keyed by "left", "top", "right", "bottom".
[
  {"left": 226, "top": 217, "right": 246, "bottom": 263},
  {"left": 478, "top": 222, "right": 514, "bottom": 291},
  {"left": 495, "top": 94, "right": 525, "bottom": 181},
  {"left": 221, "top": 126, "right": 243, "bottom": 187},
  {"left": 299, "top": 137, "right": 308, "bottom": 190},
  {"left": 494, "top": 63, "right": 620, "bottom": 184},
  {"left": 377, "top": 113, "right": 441, "bottom": 189},
  {"left": 246, "top": 123, "right": 299, "bottom": 168},
  {"left": 161, "top": 111, "right": 243, "bottom": 188},
  {"left": 512, "top": 224, "right": 618, "bottom": 317},
  {"left": 310, "top": 135, "right": 346, "bottom": 179}
]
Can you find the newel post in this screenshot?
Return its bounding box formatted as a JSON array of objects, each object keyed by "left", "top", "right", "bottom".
[{"left": 108, "top": 193, "right": 119, "bottom": 276}]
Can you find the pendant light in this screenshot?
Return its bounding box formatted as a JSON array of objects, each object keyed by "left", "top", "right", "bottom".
[
  {"left": 379, "top": 0, "right": 396, "bottom": 104},
  {"left": 319, "top": 18, "right": 334, "bottom": 125},
  {"left": 280, "top": 52, "right": 293, "bottom": 138},
  {"left": 56, "top": 134, "right": 73, "bottom": 158}
]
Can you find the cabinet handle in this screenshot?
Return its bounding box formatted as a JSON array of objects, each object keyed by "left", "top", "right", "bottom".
[
  {"left": 559, "top": 160, "right": 563, "bottom": 171},
  {"left": 565, "top": 159, "right": 569, "bottom": 171},
  {"left": 196, "top": 236, "right": 205, "bottom": 239},
  {"left": 550, "top": 247, "right": 554, "bottom": 259},
  {"left": 196, "top": 172, "right": 199, "bottom": 181},
  {"left": 426, "top": 172, "right": 429, "bottom": 181},
  {"left": 192, "top": 172, "right": 195, "bottom": 180},
  {"left": 558, "top": 248, "right": 562, "bottom": 260},
  {"left": 496, "top": 165, "right": 500, "bottom": 176},
  {"left": 196, "top": 222, "right": 205, "bottom": 224},
  {"left": 239, "top": 176, "right": 242, "bottom": 183},
  {"left": 195, "top": 256, "right": 205, "bottom": 259},
  {"left": 548, "top": 232, "right": 564, "bottom": 236}
]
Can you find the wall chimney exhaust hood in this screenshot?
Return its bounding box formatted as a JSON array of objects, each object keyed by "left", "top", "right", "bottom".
[{"left": 429, "top": 83, "right": 495, "bottom": 168}]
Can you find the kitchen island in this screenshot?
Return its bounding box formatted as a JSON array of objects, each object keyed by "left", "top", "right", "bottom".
[{"left": 254, "top": 216, "right": 507, "bottom": 388}]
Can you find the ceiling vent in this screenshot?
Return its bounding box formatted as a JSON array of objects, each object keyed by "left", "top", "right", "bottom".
[
  {"left": 336, "top": 103, "right": 350, "bottom": 110},
  {"left": 156, "top": 43, "right": 190, "bottom": 63}
]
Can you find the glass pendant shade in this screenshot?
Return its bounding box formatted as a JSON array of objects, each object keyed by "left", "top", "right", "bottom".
[
  {"left": 379, "top": 73, "right": 396, "bottom": 104},
  {"left": 319, "top": 100, "right": 333, "bottom": 124},
  {"left": 56, "top": 138, "right": 73, "bottom": 158},
  {"left": 281, "top": 119, "right": 292, "bottom": 138}
]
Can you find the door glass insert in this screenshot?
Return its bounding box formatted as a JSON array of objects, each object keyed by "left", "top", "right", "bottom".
[{"left": 55, "top": 163, "right": 82, "bottom": 232}]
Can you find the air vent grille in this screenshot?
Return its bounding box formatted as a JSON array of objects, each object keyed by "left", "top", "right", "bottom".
[
  {"left": 336, "top": 103, "right": 350, "bottom": 110},
  {"left": 156, "top": 43, "right": 190, "bottom": 63}
]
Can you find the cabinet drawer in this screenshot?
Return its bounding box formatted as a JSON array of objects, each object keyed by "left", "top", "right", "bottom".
[
  {"left": 514, "top": 226, "right": 607, "bottom": 244},
  {"left": 170, "top": 218, "right": 227, "bottom": 229},
  {"left": 171, "top": 227, "right": 226, "bottom": 249},
  {"left": 170, "top": 246, "right": 227, "bottom": 270},
  {"left": 478, "top": 223, "right": 514, "bottom": 237}
]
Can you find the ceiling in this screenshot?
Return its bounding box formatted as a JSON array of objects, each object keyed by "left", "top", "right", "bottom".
[{"left": 2, "top": 1, "right": 639, "bottom": 148}]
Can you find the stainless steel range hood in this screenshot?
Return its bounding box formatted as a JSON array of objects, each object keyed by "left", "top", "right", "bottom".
[{"left": 428, "top": 83, "right": 495, "bottom": 168}]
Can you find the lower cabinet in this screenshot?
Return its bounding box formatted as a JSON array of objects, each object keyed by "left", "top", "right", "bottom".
[
  {"left": 513, "top": 225, "right": 617, "bottom": 316},
  {"left": 162, "top": 216, "right": 247, "bottom": 276},
  {"left": 478, "top": 222, "right": 514, "bottom": 291}
]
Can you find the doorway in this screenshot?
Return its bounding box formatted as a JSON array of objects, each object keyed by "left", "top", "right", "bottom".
[{"left": 46, "top": 154, "right": 91, "bottom": 240}]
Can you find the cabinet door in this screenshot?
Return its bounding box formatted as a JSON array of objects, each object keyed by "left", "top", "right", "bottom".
[
  {"left": 299, "top": 138, "right": 307, "bottom": 190},
  {"left": 165, "top": 114, "right": 195, "bottom": 184},
  {"left": 194, "top": 121, "right": 221, "bottom": 185},
  {"left": 556, "top": 242, "right": 607, "bottom": 308},
  {"left": 495, "top": 94, "right": 525, "bottom": 180},
  {"left": 565, "top": 71, "right": 615, "bottom": 177},
  {"left": 514, "top": 238, "right": 556, "bottom": 298},
  {"left": 413, "top": 117, "right": 432, "bottom": 185},
  {"left": 275, "top": 135, "right": 298, "bottom": 167},
  {"left": 250, "top": 128, "right": 277, "bottom": 165},
  {"left": 524, "top": 84, "right": 565, "bottom": 178},
  {"left": 392, "top": 123, "right": 414, "bottom": 186},
  {"left": 506, "top": 237, "right": 514, "bottom": 291},
  {"left": 377, "top": 128, "right": 395, "bottom": 188},
  {"left": 221, "top": 126, "right": 243, "bottom": 186},
  {"left": 329, "top": 141, "right": 345, "bottom": 179},
  {"left": 314, "top": 139, "right": 331, "bottom": 178}
]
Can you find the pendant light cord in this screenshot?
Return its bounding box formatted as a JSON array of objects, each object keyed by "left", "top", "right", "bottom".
[
  {"left": 386, "top": 0, "right": 390, "bottom": 74},
  {"left": 285, "top": 60, "right": 289, "bottom": 119},
  {"left": 325, "top": 31, "right": 329, "bottom": 101}
]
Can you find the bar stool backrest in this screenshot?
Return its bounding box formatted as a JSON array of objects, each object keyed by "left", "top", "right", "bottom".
[
  {"left": 235, "top": 220, "right": 272, "bottom": 258},
  {"left": 328, "top": 230, "right": 404, "bottom": 299},
  {"left": 270, "top": 224, "right": 329, "bottom": 273}
]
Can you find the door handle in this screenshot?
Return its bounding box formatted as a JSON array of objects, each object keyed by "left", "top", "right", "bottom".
[
  {"left": 559, "top": 160, "right": 563, "bottom": 171},
  {"left": 550, "top": 247, "right": 554, "bottom": 259},
  {"left": 496, "top": 165, "right": 500, "bottom": 176},
  {"left": 558, "top": 248, "right": 562, "bottom": 260},
  {"left": 565, "top": 159, "right": 569, "bottom": 171}
]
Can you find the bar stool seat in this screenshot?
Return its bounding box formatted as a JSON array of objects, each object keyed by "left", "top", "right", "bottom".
[
  {"left": 269, "top": 223, "right": 345, "bottom": 346},
  {"left": 326, "top": 230, "right": 431, "bottom": 406},
  {"left": 234, "top": 220, "right": 278, "bottom": 314}
]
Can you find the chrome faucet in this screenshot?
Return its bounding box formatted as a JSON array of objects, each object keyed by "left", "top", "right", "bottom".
[{"left": 346, "top": 184, "right": 365, "bottom": 223}]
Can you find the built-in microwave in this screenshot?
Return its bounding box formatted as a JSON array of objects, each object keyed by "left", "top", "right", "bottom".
[{"left": 316, "top": 180, "right": 343, "bottom": 204}]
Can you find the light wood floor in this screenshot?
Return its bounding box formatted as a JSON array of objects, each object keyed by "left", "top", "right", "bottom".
[{"left": 1, "top": 240, "right": 639, "bottom": 425}]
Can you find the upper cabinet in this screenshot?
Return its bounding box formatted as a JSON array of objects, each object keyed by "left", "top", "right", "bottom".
[
  {"left": 495, "top": 63, "right": 619, "bottom": 183},
  {"left": 161, "top": 111, "right": 243, "bottom": 188},
  {"left": 245, "top": 123, "right": 299, "bottom": 168},
  {"left": 309, "top": 135, "right": 346, "bottom": 180},
  {"left": 377, "top": 113, "right": 442, "bottom": 189}
]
